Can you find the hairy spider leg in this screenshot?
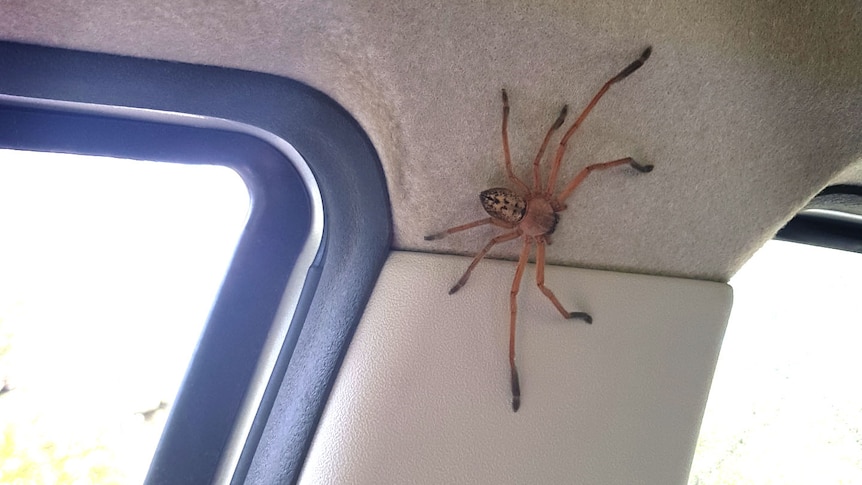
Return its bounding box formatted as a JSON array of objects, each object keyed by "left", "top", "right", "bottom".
[
  {"left": 535, "top": 237, "right": 592, "bottom": 322},
  {"left": 532, "top": 104, "right": 569, "bottom": 193},
  {"left": 424, "top": 217, "right": 514, "bottom": 241},
  {"left": 556, "top": 157, "right": 653, "bottom": 204},
  {"left": 545, "top": 47, "right": 652, "bottom": 197},
  {"left": 509, "top": 235, "right": 532, "bottom": 412},
  {"left": 501, "top": 89, "right": 531, "bottom": 194},
  {"left": 449, "top": 230, "right": 522, "bottom": 294}
]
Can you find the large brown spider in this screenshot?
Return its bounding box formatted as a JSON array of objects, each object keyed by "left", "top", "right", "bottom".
[{"left": 425, "top": 47, "right": 654, "bottom": 412}]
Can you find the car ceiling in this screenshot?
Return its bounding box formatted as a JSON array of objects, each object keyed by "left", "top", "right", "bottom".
[{"left": 3, "top": 0, "right": 860, "bottom": 282}]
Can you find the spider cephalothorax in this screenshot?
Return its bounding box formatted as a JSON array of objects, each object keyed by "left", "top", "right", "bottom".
[{"left": 426, "top": 47, "right": 654, "bottom": 412}]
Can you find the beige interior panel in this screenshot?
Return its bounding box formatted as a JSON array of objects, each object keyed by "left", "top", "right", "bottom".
[{"left": 299, "top": 252, "right": 733, "bottom": 484}]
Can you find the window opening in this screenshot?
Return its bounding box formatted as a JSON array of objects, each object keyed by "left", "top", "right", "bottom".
[
  {"left": 688, "top": 240, "right": 862, "bottom": 484},
  {"left": 0, "top": 149, "right": 250, "bottom": 483}
]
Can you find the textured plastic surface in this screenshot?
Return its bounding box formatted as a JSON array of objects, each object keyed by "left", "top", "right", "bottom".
[{"left": 300, "top": 251, "right": 733, "bottom": 485}]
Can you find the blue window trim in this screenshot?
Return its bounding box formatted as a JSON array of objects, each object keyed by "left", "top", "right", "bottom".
[{"left": 0, "top": 41, "right": 391, "bottom": 484}]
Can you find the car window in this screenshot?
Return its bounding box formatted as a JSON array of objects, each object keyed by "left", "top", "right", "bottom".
[
  {"left": 689, "top": 239, "right": 862, "bottom": 484},
  {"left": 0, "top": 149, "right": 249, "bottom": 483}
]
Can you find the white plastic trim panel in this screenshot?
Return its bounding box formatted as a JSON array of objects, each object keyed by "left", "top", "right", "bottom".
[{"left": 299, "top": 252, "right": 732, "bottom": 485}]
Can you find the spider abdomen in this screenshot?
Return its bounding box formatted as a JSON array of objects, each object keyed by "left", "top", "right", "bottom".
[{"left": 480, "top": 187, "right": 526, "bottom": 224}]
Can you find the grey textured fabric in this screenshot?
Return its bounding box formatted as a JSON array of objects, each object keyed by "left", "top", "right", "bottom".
[{"left": 2, "top": 0, "right": 860, "bottom": 281}]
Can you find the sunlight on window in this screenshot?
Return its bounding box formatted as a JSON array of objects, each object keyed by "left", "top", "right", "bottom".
[
  {"left": 688, "top": 240, "right": 862, "bottom": 485},
  {"left": 0, "top": 149, "right": 250, "bottom": 483}
]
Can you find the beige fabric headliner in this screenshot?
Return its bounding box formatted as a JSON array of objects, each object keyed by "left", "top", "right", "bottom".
[{"left": 3, "top": 0, "right": 860, "bottom": 281}]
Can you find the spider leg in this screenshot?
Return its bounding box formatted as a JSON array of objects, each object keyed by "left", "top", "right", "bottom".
[
  {"left": 535, "top": 237, "right": 592, "bottom": 323},
  {"left": 532, "top": 104, "right": 569, "bottom": 192},
  {"left": 501, "top": 89, "right": 531, "bottom": 194},
  {"left": 545, "top": 47, "right": 652, "bottom": 197},
  {"left": 509, "top": 235, "right": 532, "bottom": 412},
  {"left": 425, "top": 217, "right": 514, "bottom": 241},
  {"left": 449, "top": 229, "right": 521, "bottom": 294},
  {"left": 555, "top": 157, "right": 653, "bottom": 205}
]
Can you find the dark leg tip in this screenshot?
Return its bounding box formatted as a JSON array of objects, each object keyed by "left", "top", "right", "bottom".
[
  {"left": 511, "top": 366, "right": 521, "bottom": 412},
  {"left": 449, "top": 275, "right": 468, "bottom": 294},
  {"left": 614, "top": 46, "right": 653, "bottom": 81},
  {"left": 640, "top": 46, "right": 652, "bottom": 62},
  {"left": 629, "top": 160, "right": 654, "bottom": 173},
  {"left": 552, "top": 105, "right": 569, "bottom": 129},
  {"left": 568, "top": 312, "right": 593, "bottom": 324},
  {"left": 501, "top": 88, "right": 509, "bottom": 103},
  {"left": 424, "top": 233, "right": 442, "bottom": 241}
]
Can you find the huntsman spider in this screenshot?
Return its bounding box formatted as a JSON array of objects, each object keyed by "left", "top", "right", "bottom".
[{"left": 426, "top": 47, "right": 654, "bottom": 411}]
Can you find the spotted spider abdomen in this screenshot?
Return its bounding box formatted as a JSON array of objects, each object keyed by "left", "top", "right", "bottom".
[{"left": 480, "top": 187, "right": 526, "bottom": 224}]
